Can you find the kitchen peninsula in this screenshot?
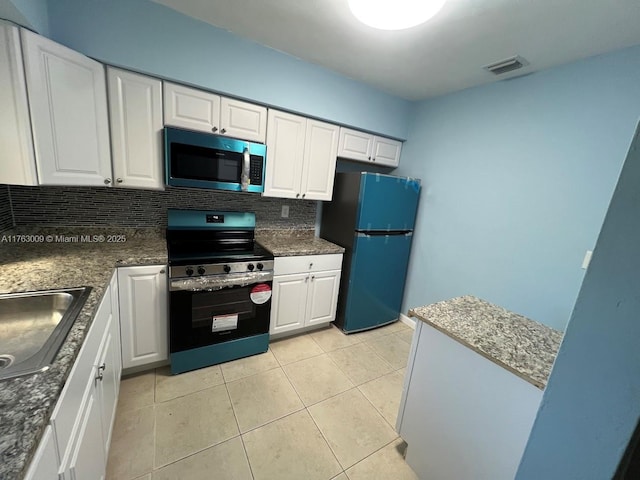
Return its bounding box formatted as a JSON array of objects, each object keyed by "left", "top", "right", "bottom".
[{"left": 397, "top": 295, "right": 563, "bottom": 480}]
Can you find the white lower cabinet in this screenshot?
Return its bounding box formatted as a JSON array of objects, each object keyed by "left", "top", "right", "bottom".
[
  {"left": 118, "top": 265, "right": 168, "bottom": 369},
  {"left": 270, "top": 254, "right": 342, "bottom": 335},
  {"left": 39, "top": 272, "right": 122, "bottom": 480},
  {"left": 23, "top": 426, "right": 58, "bottom": 480}
]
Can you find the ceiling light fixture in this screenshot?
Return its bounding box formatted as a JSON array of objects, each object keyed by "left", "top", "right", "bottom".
[{"left": 348, "top": 0, "right": 447, "bottom": 31}]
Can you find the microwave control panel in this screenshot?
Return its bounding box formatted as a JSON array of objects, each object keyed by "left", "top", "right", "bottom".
[{"left": 249, "top": 156, "right": 264, "bottom": 186}]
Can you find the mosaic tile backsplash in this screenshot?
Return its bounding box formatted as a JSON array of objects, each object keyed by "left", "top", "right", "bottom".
[
  {"left": 7, "top": 185, "right": 317, "bottom": 230},
  {"left": 0, "top": 185, "right": 13, "bottom": 232}
]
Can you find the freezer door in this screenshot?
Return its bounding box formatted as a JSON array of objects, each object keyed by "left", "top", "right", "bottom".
[
  {"left": 356, "top": 173, "right": 420, "bottom": 231},
  {"left": 343, "top": 233, "right": 413, "bottom": 332}
]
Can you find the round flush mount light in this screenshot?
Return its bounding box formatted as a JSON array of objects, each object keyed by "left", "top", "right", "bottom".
[{"left": 348, "top": 0, "right": 447, "bottom": 30}]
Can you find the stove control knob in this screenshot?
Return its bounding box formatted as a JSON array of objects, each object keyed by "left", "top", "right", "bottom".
[
  {"left": 257, "top": 263, "right": 264, "bottom": 271},
  {"left": 197, "top": 266, "right": 206, "bottom": 275},
  {"left": 247, "top": 263, "right": 255, "bottom": 271},
  {"left": 185, "top": 267, "right": 194, "bottom": 276},
  {"left": 223, "top": 265, "right": 231, "bottom": 273}
]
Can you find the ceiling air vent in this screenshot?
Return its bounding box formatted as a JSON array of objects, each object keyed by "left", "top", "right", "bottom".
[{"left": 483, "top": 55, "right": 529, "bottom": 75}]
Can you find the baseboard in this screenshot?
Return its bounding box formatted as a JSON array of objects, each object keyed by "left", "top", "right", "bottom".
[{"left": 400, "top": 313, "right": 416, "bottom": 329}]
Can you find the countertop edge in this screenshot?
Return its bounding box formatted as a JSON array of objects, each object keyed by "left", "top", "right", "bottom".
[{"left": 408, "top": 309, "right": 545, "bottom": 390}]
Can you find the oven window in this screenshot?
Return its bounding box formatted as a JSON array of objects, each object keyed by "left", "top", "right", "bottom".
[
  {"left": 171, "top": 143, "right": 241, "bottom": 182},
  {"left": 191, "top": 288, "right": 256, "bottom": 328}
]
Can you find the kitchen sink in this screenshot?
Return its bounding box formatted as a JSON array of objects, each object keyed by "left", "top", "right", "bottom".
[{"left": 0, "top": 286, "right": 92, "bottom": 381}]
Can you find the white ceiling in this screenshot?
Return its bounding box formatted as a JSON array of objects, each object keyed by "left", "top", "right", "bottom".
[{"left": 152, "top": 0, "right": 640, "bottom": 100}]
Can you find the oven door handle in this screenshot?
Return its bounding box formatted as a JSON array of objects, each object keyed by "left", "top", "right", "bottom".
[{"left": 170, "top": 271, "right": 273, "bottom": 292}]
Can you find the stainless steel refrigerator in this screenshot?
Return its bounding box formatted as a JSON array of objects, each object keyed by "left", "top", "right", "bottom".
[{"left": 321, "top": 172, "right": 421, "bottom": 333}]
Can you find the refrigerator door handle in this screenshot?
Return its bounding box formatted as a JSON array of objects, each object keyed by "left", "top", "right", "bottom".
[{"left": 356, "top": 231, "right": 413, "bottom": 237}]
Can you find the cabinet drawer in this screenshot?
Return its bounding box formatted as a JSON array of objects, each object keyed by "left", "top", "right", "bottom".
[
  {"left": 274, "top": 254, "right": 343, "bottom": 275},
  {"left": 50, "top": 286, "right": 112, "bottom": 457}
]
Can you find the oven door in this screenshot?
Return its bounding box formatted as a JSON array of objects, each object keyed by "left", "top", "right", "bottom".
[
  {"left": 169, "top": 281, "right": 272, "bottom": 353},
  {"left": 165, "top": 127, "right": 266, "bottom": 193}
]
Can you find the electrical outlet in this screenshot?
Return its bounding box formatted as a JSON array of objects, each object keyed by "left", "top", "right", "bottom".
[
  {"left": 581, "top": 250, "right": 593, "bottom": 270},
  {"left": 281, "top": 205, "right": 289, "bottom": 218}
]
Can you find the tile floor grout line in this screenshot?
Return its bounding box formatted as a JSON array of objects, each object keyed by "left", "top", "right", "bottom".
[
  {"left": 223, "top": 381, "right": 256, "bottom": 480},
  {"left": 305, "top": 399, "right": 349, "bottom": 476},
  {"left": 341, "top": 436, "right": 402, "bottom": 477}
]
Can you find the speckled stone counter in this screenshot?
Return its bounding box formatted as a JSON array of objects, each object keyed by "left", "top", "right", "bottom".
[
  {"left": 408, "top": 295, "right": 563, "bottom": 389},
  {"left": 256, "top": 229, "right": 345, "bottom": 256},
  {"left": 0, "top": 228, "right": 167, "bottom": 480}
]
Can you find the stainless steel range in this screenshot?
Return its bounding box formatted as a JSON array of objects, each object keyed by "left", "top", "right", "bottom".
[{"left": 166, "top": 209, "right": 274, "bottom": 375}]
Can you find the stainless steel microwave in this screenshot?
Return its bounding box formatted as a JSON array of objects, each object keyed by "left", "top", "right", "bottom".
[{"left": 164, "top": 127, "right": 267, "bottom": 193}]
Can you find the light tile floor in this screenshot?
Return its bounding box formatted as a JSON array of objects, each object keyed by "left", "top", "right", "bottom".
[{"left": 106, "top": 322, "right": 418, "bottom": 480}]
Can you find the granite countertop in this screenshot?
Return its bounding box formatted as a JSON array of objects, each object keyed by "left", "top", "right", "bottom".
[
  {"left": 0, "top": 228, "right": 167, "bottom": 480},
  {"left": 408, "top": 295, "right": 563, "bottom": 389},
  {"left": 256, "top": 229, "right": 345, "bottom": 256}
]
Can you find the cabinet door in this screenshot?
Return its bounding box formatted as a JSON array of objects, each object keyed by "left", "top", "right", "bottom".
[
  {"left": 118, "top": 265, "right": 168, "bottom": 369},
  {"left": 21, "top": 29, "right": 111, "bottom": 186},
  {"left": 109, "top": 271, "right": 122, "bottom": 395},
  {"left": 67, "top": 392, "right": 106, "bottom": 480},
  {"left": 264, "top": 109, "right": 306, "bottom": 199},
  {"left": 97, "top": 319, "right": 119, "bottom": 454},
  {"left": 220, "top": 97, "right": 267, "bottom": 143},
  {"left": 300, "top": 120, "right": 339, "bottom": 201},
  {"left": 306, "top": 270, "right": 341, "bottom": 327},
  {"left": 108, "top": 68, "right": 164, "bottom": 190},
  {"left": 163, "top": 82, "right": 220, "bottom": 133},
  {"left": 24, "top": 426, "right": 58, "bottom": 480},
  {"left": 0, "top": 22, "right": 37, "bottom": 185},
  {"left": 270, "top": 273, "right": 309, "bottom": 334},
  {"left": 337, "top": 127, "right": 373, "bottom": 162},
  {"left": 372, "top": 136, "right": 402, "bottom": 167}
]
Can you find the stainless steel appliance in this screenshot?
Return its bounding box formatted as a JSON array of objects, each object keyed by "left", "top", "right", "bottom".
[
  {"left": 321, "top": 172, "right": 421, "bottom": 333},
  {"left": 167, "top": 209, "right": 274, "bottom": 374},
  {"left": 164, "top": 127, "right": 267, "bottom": 193}
]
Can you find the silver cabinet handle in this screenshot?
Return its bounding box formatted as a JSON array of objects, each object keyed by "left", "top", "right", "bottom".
[
  {"left": 305, "top": 276, "right": 308, "bottom": 282},
  {"left": 309, "top": 263, "right": 313, "bottom": 268},
  {"left": 372, "top": 158, "right": 376, "bottom": 162},
  {"left": 104, "top": 178, "right": 111, "bottom": 185},
  {"left": 296, "top": 193, "right": 300, "bottom": 198},
  {"left": 116, "top": 178, "right": 123, "bottom": 184},
  {"left": 302, "top": 193, "right": 306, "bottom": 198},
  {"left": 221, "top": 128, "right": 227, "bottom": 134},
  {"left": 368, "top": 156, "right": 371, "bottom": 160},
  {"left": 160, "top": 269, "right": 166, "bottom": 274},
  {"left": 311, "top": 275, "right": 315, "bottom": 281},
  {"left": 212, "top": 126, "right": 218, "bottom": 133},
  {"left": 95, "top": 363, "right": 106, "bottom": 381}
]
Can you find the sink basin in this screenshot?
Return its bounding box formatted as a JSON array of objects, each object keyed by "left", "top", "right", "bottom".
[{"left": 0, "top": 287, "right": 92, "bottom": 381}]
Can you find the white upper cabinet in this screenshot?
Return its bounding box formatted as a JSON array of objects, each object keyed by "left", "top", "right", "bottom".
[
  {"left": 164, "top": 82, "right": 221, "bottom": 134},
  {"left": 21, "top": 29, "right": 112, "bottom": 186},
  {"left": 164, "top": 82, "right": 267, "bottom": 142},
  {"left": 264, "top": 109, "right": 339, "bottom": 201},
  {"left": 371, "top": 136, "right": 402, "bottom": 167},
  {"left": 301, "top": 119, "right": 339, "bottom": 201},
  {"left": 0, "top": 21, "right": 37, "bottom": 186},
  {"left": 220, "top": 96, "right": 267, "bottom": 143},
  {"left": 264, "top": 110, "right": 306, "bottom": 199},
  {"left": 337, "top": 126, "right": 402, "bottom": 167},
  {"left": 337, "top": 127, "right": 374, "bottom": 163},
  {"left": 107, "top": 67, "right": 164, "bottom": 190}
]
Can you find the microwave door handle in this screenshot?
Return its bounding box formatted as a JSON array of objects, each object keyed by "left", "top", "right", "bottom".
[{"left": 241, "top": 146, "right": 250, "bottom": 192}]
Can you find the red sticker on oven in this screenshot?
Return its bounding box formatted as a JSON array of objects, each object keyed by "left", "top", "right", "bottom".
[{"left": 250, "top": 283, "right": 272, "bottom": 304}]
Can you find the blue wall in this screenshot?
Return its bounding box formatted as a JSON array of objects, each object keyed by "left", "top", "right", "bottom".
[
  {"left": 0, "top": 0, "right": 48, "bottom": 35},
  {"left": 396, "top": 45, "right": 640, "bottom": 330},
  {"left": 516, "top": 122, "right": 640, "bottom": 479},
  {"left": 45, "top": 0, "right": 411, "bottom": 139}
]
